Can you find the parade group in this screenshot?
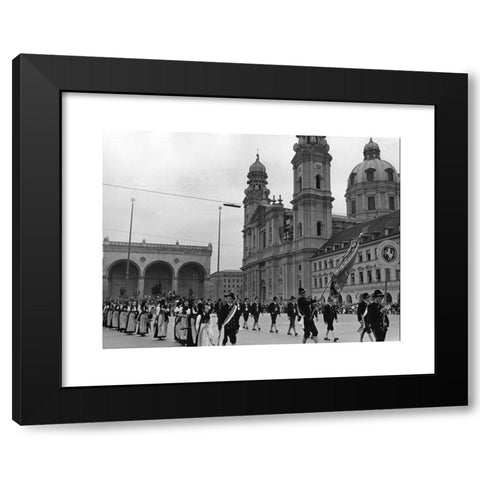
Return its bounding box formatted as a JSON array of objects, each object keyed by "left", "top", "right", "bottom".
[{"left": 103, "top": 287, "right": 393, "bottom": 346}]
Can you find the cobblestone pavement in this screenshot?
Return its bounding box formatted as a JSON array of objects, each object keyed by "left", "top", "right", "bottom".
[{"left": 103, "top": 313, "right": 400, "bottom": 348}]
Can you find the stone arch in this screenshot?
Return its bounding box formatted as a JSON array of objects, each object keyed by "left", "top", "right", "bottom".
[
  {"left": 144, "top": 261, "right": 174, "bottom": 297},
  {"left": 107, "top": 259, "right": 140, "bottom": 298},
  {"left": 177, "top": 262, "right": 206, "bottom": 298}
]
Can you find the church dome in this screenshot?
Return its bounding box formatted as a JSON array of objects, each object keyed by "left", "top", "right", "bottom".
[
  {"left": 348, "top": 138, "right": 399, "bottom": 185},
  {"left": 249, "top": 153, "right": 266, "bottom": 173}
]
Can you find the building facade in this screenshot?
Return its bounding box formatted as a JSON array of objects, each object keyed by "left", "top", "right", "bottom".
[
  {"left": 209, "top": 270, "right": 244, "bottom": 299},
  {"left": 310, "top": 210, "right": 400, "bottom": 304},
  {"left": 241, "top": 136, "right": 400, "bottom": 304},
  {"left": 103, "top": 238, "right": 212, "bottom": 300}
]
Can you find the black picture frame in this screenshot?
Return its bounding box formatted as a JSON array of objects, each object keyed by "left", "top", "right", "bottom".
[{"left": 12, "top": 54, "right": 468, "bottom": 425}]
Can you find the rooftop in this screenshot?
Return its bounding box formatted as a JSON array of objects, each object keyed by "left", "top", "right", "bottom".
[{"left": 312, "top": 210, "right": 400, "bottom": 258}]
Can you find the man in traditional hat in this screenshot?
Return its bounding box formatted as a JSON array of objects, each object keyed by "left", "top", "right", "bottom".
[
  {"left": 297, "top": 287, "right": 318, "bottom": 343},
  {"left": 218, "top": 292, "right": 241, "bottom": 345},
  {"left": 357, "top": 292, "right": 375, "bottom": 342},
  {"left": 366, "top": 289, "right": 390, "bottom": 341},
  {"left": 286, "top": 295, "right": 299, "bottom": 336}
]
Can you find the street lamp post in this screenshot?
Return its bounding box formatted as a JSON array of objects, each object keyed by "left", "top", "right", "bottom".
[
  {"left": 216, "top": 202, "right": 241, "bottom": 299},
  {"left": 125, "top": 197, "right": 135, "bottom": 296}
]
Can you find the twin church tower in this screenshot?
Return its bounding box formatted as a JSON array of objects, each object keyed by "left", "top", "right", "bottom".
[{"left": 241, "top": 135, "right": 399, "bottom": 301}]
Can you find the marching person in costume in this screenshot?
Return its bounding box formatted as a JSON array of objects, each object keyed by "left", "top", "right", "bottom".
[
  {"left": 297, "top": 287, "right": 319, "bottom": 343},
  {"left": 111, "top": 303, "right": 120, "bottom": 330},
  {"left": 119, "top": 302, "right": 129, "bottom": 332},
  {"left": 268, "top": 296, "right": 280, "bottom": 333},
  {"left": 366, "top": 289, "right": 390, "bottom": 341},
  {"left": 357, "top": 292, "right": 375, "bottom": 342},
  {"left": 125, "top": 301, "right": 138, "bottom": 334},
  {"left": 218, "top": 292, "right": 241, "bottom": 346},
  {"left": 241, "top": 298, "right": 250, "bottom": 329},
  {"left": 286, "top": 296, "right": 299, "bottom": 336},
  {"left": 196, "top": 303, "right": 215, "bottom": 346},
  {"left": 251, "top": 297, "right": 261, "bottom": 331},
  {"left": 323, "top": 296, "right": 339, "bottom": 342},
  {"left": 136, "top": 302, "right": 151, "bottom": 337}
]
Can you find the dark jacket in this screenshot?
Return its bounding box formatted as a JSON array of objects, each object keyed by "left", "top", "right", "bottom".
[
  {"left": 357, "top": 301, "right": 368, "bottom": 323},
  {"left": 286, "top": 301, "right": 297, "bottom": 317},
  {"left": 366, "top": 302, "right": 389, "bottom": 329},
  {"left": 218, "top": 303, "right": 240, "bottom": 332},
  {"left": 250, "top": 302, "right": 261, "bottom": 316},
  {"left": 323, "top": 304, "right": 337, "bottom": 323},
  {"left": 297, "top": 296, "right": 313, "bottom": 318},
  {"left": 268, "top": 302, "right": 280, "bottom": 315}
]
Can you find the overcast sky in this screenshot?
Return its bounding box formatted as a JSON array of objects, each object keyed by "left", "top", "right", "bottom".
[{"left": 103, "top": 132, "right": 399, "bottom": 271}]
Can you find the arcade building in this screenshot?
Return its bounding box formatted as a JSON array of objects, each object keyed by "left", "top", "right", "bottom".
[
  {"left": 241, "top": 136, "right": 400, "bottom": 304},
  {"left": 103, "top": 238, "right": 212, "bottom": 300}
]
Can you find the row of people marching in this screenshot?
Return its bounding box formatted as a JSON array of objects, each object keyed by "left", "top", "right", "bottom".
[{"left": 103, "top": 288, "right": 391, "bottom": 345}]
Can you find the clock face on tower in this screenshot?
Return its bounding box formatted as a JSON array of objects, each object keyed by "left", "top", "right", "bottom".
[{"left": 314, "top": 162, "right": 322, "bottom": 171}]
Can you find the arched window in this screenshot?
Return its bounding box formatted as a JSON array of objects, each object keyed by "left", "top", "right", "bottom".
[
  {"left": 366, "top": 168, "right": 375, "bottom": 181},
  {"left": 316, "top": 221, "right": 322, "bottom": 236},
  {"left": 349, "top": 173, "right": 356, "bottom": 186},
  {"left": 297, "top": 222, "right": 303, "bottom": 238},
  {"left": 385, "top": 168, "right": 394, "bottom": 181},
  {"left": 315, "top": 174, "right": 321, "bottom": 189},
  {"left": 297, "top": 176, "right": 302, "bottom": 192}
]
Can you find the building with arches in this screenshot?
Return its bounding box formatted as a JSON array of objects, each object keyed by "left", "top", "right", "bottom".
[
  {"left": 103, "top": 238, "right": 212, "bottom": 300},
  {"left": 241, "top": 136, "right": 400, "bottom": 304}
]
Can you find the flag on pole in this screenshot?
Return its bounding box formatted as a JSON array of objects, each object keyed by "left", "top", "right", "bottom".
[{"left": 329, "top": 234, "right": 361, "bottom": 297}]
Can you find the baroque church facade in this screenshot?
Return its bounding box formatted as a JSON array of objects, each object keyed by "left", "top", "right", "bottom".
[{"left": 241, "top": 136, "right": 400, "bottom": 304}]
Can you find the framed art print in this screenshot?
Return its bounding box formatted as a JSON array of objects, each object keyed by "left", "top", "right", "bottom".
[{"left": 12, "top": 54, "right": 468, "bottom": 425}]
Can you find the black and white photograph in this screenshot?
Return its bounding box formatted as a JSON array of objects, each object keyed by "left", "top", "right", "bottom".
[{"left": 103, "top": 133, "right": 401, "bottom": 348}]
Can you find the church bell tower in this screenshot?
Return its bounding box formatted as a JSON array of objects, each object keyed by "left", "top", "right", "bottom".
[{"left": 291, "top": 135, "right": 333, "bottom": 246}]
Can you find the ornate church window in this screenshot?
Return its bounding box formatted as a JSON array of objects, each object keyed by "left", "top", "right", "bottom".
[
  {"left": 297, "top": 176, "right": 302, "bottom": 192},
  {"left": 316, "top": 221, "right": 322, "bottom": 236},
  {"left": 315, "top": 174, "right": 322, "bottom": 189},
  {"left": 366, "top": 168, "right": 375, "bottom": 181}
]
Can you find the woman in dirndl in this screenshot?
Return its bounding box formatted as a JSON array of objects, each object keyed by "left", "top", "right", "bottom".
[
  {"left": 119, "top": 303, "right": 129, "bottom": 332},
  {"left": 106, "top": 302, "right": 114, "bottom": 328},
  {"left": 125, "top": 302, "right": 138, "bottom": 334},
  {"left": 196, "top": 303, "right": 215, "bottom": 346},
  {"left": 174, "top": 300, "right": 190, "bottom": 344},
  {"left": 156, "top": 300, "right": 170, "bottom": 340},
  {"left": 186, "top": 301, "right": 198, "bottom": 347},
  {"left": 136, "top": 302, "right": 151, "bottom": 336},
  {"left": 111, "top": 304, "right": 120, "bottom": 330}
]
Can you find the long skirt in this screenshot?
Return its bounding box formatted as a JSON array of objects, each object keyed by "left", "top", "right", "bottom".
[
  {"left": 153, "top": 314, "right": 169, "bottom": 339},
  {"left": 174, "top": 315, "right": 188, "bottom": 343},
  {"left": 112, "top": 311, "right": 120, "bottom": 329},
  {"left": 106, "top": 310, "right": 113, "bottom": 328},
  {"left": 197, "top": 324, "right": 215, "bottom": 346},
  {"left": 125, "top": 312, "right": 137, "bottom": 334},
  {"left": 137, "top": 313, "right": 149, "bottom": 335},
  {"left": 119, "top": 312, "right": 128, "bottom": 331},
  {"left": 186, "top": 316, "right": 197, "bottom": 346}
]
